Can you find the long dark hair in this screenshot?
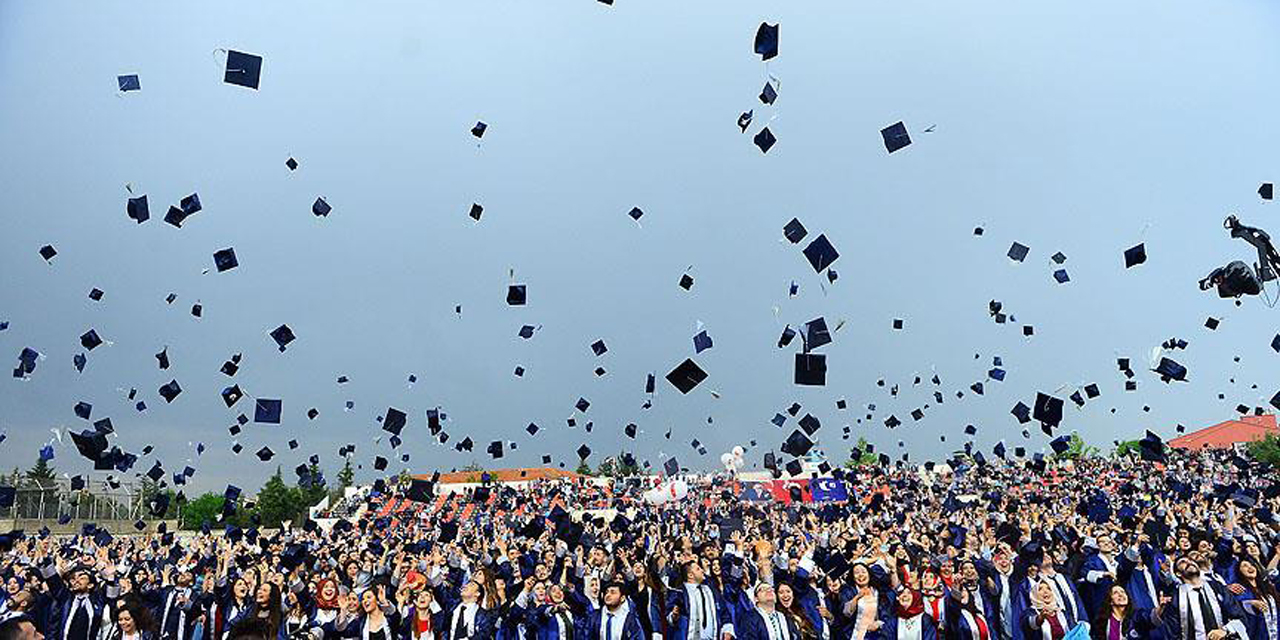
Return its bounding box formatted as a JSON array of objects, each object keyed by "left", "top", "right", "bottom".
[
  {"left": 1238, "top": 558, "right": 1279, "bottom": 604},
  {"left": 776, "top": 583, "right": 815, "bottom": 639},
  {"left": 252, "top": 583, "right": 282, "bottom": 639},
  {"left": 1093, "top": 585, "right": 1132, "bottom": 633},
  {"left": 120, "top": 600, "right": 159, "bottom": 636}
]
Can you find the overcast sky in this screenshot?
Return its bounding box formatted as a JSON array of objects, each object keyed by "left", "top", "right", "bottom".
[{"left": 2, "top": 0, "right": 1279, "bottom": 495}]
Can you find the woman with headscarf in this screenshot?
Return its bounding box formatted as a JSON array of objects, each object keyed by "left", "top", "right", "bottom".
[
  {"left": 1022, "top": 580, "right": 1071, "bottom": 640},
  {"left": 883, "top": 589, "right": 936, "bottom": 640},
  {"left": 313, "top": 580, "right": 343, "bottom": 633}
]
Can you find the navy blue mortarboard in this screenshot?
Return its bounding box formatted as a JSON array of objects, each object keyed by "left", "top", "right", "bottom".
[
  {"left": 71, "top": 430, "right": 108, "bottom": 462},
  {"left": 1050, "top": 434, "right": 1072, "bottom": 455},
  {"left": 666, "top": 358, "right": 707, "bottom": 394},
  {"left": 74, "top": 401, "right": 93, "bottom": 420},
  {"left": 254, "top": 398, "right": 282, "bottom": 424},
  {"left": 158, "top": 380, "right": 182, "bottom": 403},
  {"left": 693, "top": 330, "right": 714, "bottom": 354},
  {"left": 507, "top": 284, "right": 527, "bottom": 306},
  {"left": 224, "top": 50, "right": 263, "bottom": 89},
  {"left": 127, "top": 195, "right": 150, "bottom": 223},
  {"left": 270, "top": 324, "right": 296, "bottom": 351},
  {"left": 759, "top": 82, "right": 777, "bottom": 105},
  {"left": 880, "top": 121, "right": 911, "bottom": 153},
  {"left": 518, "top": 324, "right": 537, "bottom": 339},
  {"left": 39, "top": 244, "right": 57, "bottom": 261},
  {"left": 1033, "top": 393, "right": 1064, "bottom": 428},
  {"left": 783, "top": 218, "right": 808, "bottom": 244},
  {"left": 80, "top": 330, "right": 103, "bottom": 351},
  {"left": 221, "top": 385, "right": 243, "bottom": 408},
  {"left": 803, "top": 235, "right": 840, "bottom": 272},
  {"left": 1261, "top": 183, "right": 1274, "bottom": 201},
  {"left": 803, "top": 317, "right": 831, "bottom": 350},
  {"left": 118, "top": 74, "right": 140, "bottom": 91},
  {"left": 471, "top": 121, "right": 487, "bottom": 138},
  {"left": 591, "top": 339, "right": 608, "bottom": 356},
  {"left": 1153, "top": 357, "right": 1187, "bottom": 382},
  {"left": 1124, "top": 243, "right": 1146, "bottom": 268},
  {"left": 753, "top": 127, "right": 776, "bottom": 153},
  {"left": 781, "top": 429, "right": 814, "bottom": 457},
  {"left": 754, "top": 22, "right": 779, "bottom": 61},
  {"left": 312, "top": 197, "right": 331, "bottom": 217},
  {"left": 1011, "top": 401, "right": 1031, "bottom": 423},
  {"left": 382, "top": 407, "right": 407, "bottom": 435},
  {"left": 794, "top": 353, "right": 826, "bottom": 386},
  {"left": 1007, "top": 242, "right": 1030, "bottom": 262},
  {"left": 664, "top": 457, "right": 680, "bottom": 476},
  {"left": 1138, "top": 430, "right": 1165, "bottom": 463},
  {"left": 213, "top": 248, "right": 239, "bottom": 272},
  {"left": 778, "top": 325, "right": 797, "bottom": 348}
]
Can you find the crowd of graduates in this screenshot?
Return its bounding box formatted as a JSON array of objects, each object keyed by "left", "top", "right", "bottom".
[{"left": 1, "top": 447, "right": 1278, "bottom": 640}]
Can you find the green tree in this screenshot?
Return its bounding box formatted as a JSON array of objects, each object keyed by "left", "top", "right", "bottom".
[
  {"left": 20, "top": 455, "right": 59, "bottom": 519},
  {"left": 298, "top": 463, "right": 328, "bottom": 508},
  {"left": 845, "top": 438, "right": 878, "bottom": 468},
  {"left": 574, "top": 460, "right": 594, "bottom": 476},
  {"left": 1247, "top": 433, "right": 1280, "bottom": 466},
  {"left": 1114, "top": 439, "right": 1142, "bottom": 457},
  {"left": 180, "top": 492, "right": 225, "bottom": 530},
  {"left": 1051, "top": 434, "right": 1100, "bottom": 461},
  {"left": 25, "top": 456, "right": 56, "bottom": 487},
  {"left": 257, "top": 467, "right": 303, "bottom": 528},
  {"left": 337, "top": 458, "right": 355, "bottom": 489}
]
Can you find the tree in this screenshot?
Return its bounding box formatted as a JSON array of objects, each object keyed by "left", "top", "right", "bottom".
[
  {"left": 298, "top": 463, "right": 328, "bottom": 508},
  {"left": 180, "top": 492, "right": 225, "bottom": 530},
  {"left": 1114, "top": 439, "right": 1142, "bottom": 457},
  {"left": 336, "top": 458, "right": 355, "bottom": 490},
  {"left": 1050, "top": 434, "right": 1100, "bottom": 461},
  {"left": 1247, "top": 433, "right": 1280, "bottom": 466},
  {"left": 845, "top": 438, "right": 878, "bottom": 468},
  {"left": 574, "top": 460, "right": 594, "bottom": 476},
  {"left": 19, "top": 455, "right": 59, "bottom": 519},
  {"left": 257, "top": 467, "right": 303, "bottom": 528},
  {"left": 25, "top": 456, "right": 56, "bottom": 487}
]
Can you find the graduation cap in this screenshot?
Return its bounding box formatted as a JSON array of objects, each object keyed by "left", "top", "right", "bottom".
[
  {"left": 576, "top": 444, "right": 591, "bottom": 460},
  {"left": 781, "top": 429, "right": 814, "bottom": 457},
  {"left": 1033, "top": 393, "right": 1064, "bottom": 428},
  {"left": 126, "top": 195, "right": 149, "bottom": 223},
  {"left": 39, "top": 244, "right": 57, "bottom": 262},
  {"left": 383, "top": 407, "right": 407, "bottom": 435},
  {"left": 759, "top": 82, "right": 777, "bottom": 105},
  {"left": 1123, "top": 243, "right": 1146, "bottom": 268},
  {"left": 1052, "top": 269, "right": 1070, "bottom": 284},
  {"left": 312, "top": 197, "right": 332, "bottom": 217},
  {"left": 803, "top": 317, "right": 831, "bottom": 350},
  {"left": 88, "top": 288, "right": 105, "bottom": 302},
  {"left": 738, "top": 110, "right": 753, "bottom": 133},
  {"left": 666, "top": 358, "right": 707, "bottom": 394},
  {"left": 74, "top": 401, "right": 93, "bottom": 420},
  {"left": 469, "top": 203, "right": 483, "bottom": 221},
  {"left": 117, "top": 74, "right": 140, "bottom": 91},
  {"left": 1153, "top": 357, "right": 1187, "bottom": 382},
  {"left": 471, "top": 121, "right": 488, "bottom": 138},
  {"left": 518, "top": 324, "right": 537, "bottom": 339},
  {"left": 285, "top": 157, "right": 299, "bottom": 171},
  {"left": 270, "top": 324, "right": 296, "bottom": 351},
  {"left": 880, "top": 121, "right": 911, "bottom": 153},
  {"left": 213, "top": 248, "right": 238, "bottom": 272},
  {"left": 753, "top": 127, "right": 776, "bottom": 153},
  {"left": 507, "top": 284, "right": 527, "bottom": 306},
  {"left": 678, "top": 273, "right": 694, "bottom": 290},
  {"left": 488, "top": 441, "right": 505, "bottom": 459},
  {"left": 81, "top": 329, "right": 104, "bottom": 351},
  {"left": 1011, "top": 401, "right": 1031, "bottom": 424},
  {"left": 1261, "top": 183, "right": 1274, "bottom": 201},
  {"left": 664, "top": 457, "right": 680, "bottom": 476},
  {"left": 754, "top": 22, "right": 779, "bottom": 60},
  {"left": 70, "top": 430, "right": 108, "bottom": 461},
  {"left": 1139, "top": 431, "right": 1166, "bottom": 463},
  {"left": 693, "top": 330, "right": 714, "bottom": 353},
  {"left": 591, "top": 339, "right": 608, "bottom": 356},
  {"left": 803, "top": 234, "right": 839, "bottom": 272},
  {"left": 254, "top": 398, "right": 282, "bottom": 424},
  {"left": 785, "top": 460, "right": 803, "bottom": 477},
  {"left": 1007, "top": 242, "right": 1030, "bottom": 262},
  {"left": 795, "top": 353, "right": 826, "bottom": 386},
  {"left": 1050, "top": 434, "right": 1072, "bottom": 455},
  {"left": 159, "top": 380, "right": 182, "bottom": 403},
  {"left": 799, "top": 413, "right": 821, "bottom": 435},
  {"left": 783, "top": 218, "right": 808, "bottom": 244},
  {"left": 778, "top": 325, "right": 797, "bottom": 348},
  {"left": 224, "top": 50, "right": 263, "bottom": 89}
]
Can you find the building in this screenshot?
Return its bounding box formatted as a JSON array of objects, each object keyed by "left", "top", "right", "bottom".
[{"left": 1168, "top": 414, "right": 1279, "bottom": 450}]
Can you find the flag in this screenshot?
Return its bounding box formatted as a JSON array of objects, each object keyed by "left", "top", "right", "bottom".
[
  {"left": 810, "top": 477, "right": 849, "bottom": 502},
  {"left": 771, "top": 479, "right": 811, "bottom": 504},
  {"left": 738, "top": 481, "right": 772, "bottom": 502}
]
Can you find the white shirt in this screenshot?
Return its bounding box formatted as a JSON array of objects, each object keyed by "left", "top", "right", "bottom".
[
  {"left": 758, "top": 608, "right": 790, "bottom": 640},
  {"left": 684, "top": 584, "right": 717, "bottom": 640},
  {"left": 897, "top": 615, "right": 923, "bottom": 640},
  {"left": 452, "top": 603, "right": 478, "bottom": 640},
  {"left": 600, "top": 604, "right": 629, "bottom": 640}
]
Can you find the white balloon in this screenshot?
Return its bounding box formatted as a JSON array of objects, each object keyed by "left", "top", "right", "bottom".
[
  {"left": 721, "top": 452, "right": 735, "bottom": 467},
  {"left": 732, "top": 446, "right": 745, "bottom": 457},
  {"left": 671, "top": 480, "right": 690, "bottom": 500},
  {"left": 646, "top": 489, "right": 668, "bottom": 505}
]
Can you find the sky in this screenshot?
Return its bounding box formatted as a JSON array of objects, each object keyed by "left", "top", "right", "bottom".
[{"left": 2, "top": 0, "right": 1280, "bottom": 495}]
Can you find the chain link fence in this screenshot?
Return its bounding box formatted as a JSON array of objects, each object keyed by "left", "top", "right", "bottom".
[{"left": 1, "top": 478, "right": 157, "bottom": 526}]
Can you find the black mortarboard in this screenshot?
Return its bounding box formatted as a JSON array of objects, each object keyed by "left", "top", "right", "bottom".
[
  {"left": 118, "top": 74, "right": 140, "bottom": 91},
  {"left": 1033, "top": 392, "right": 1063, "bottom": 428},
  {"left": 255, "top": 447, "right": 274, "bottom": 461},
  {"left": 87, "top": 287, "right": 105, "bottom": 302},
  {"left": 507, "top": 284, "right": 527, "bottom": 306},
  {"left": 803, "top": 234, "right": 839, "bottom": 272},
  {"left": 285, "top": 157, "right": 298, "bottom": 171},
  {"left": 74, "top": 401, "right": 92, "bottom": 419},
  {"left": 373, "top": 456, "right": 388, "bottom": 471},
  {"left": 664, "top": 457, "right": 679, "bottom": 476},
  {"left": 1139, "top": 431, "right": 1166, "bottom": 463},
  {"left": 1261, "top": 183, "right": 1274, "bottom": 201},
  {"left": 254, "top": 398, "right": 282, "bottom": 424},
  {"left": 666, "top": 358, "right": 707, "bottom": 394},
  {"left": 754, "top": 22, "right": 779, "bottom": 60},
  {"left": 591, "top": 339, "right": 608, "bottom": 356},
  {"left": 679, "top": 273, "right": 694, "bottom": 290},
  {"left": 71, "top": 430, "right": 108, "bottom": 461},
  {"left": 794, "top": 353, "right": 827, "bottom": 386},
  {"left": 270, "top": 324, "right": 296, "bottom": 351},
  {"left": 81, "top": 329, "right": 103, "bottom": 351},
  {"left": 488, "top": 440, "right": 505, "bottom": 459},
  {"left": 759, "top": 82, "right": 777, "bottom": 105},
  {"left": 383, "top": 407, "right": 407, "bottom": 435},
  {"left": 1007, "top": 242, "right": 1030, "bottom": 262},
  {"left": 154, "top": 347, "right": 170, "bottom": 370},
  {"left": 159, "top": 380, "right": 182, "bottom": 403},
  {"left": 782, "top": 429, "right": 814, "bottom": 457},
  {"left": 799, "top": 413, "right": 820, "bottom": 435},
  {"left": 1084, "top": 383, "right": 1100, "bottom": 398},
  {"left": 1153, "top": 357, "right": 1187, "bottom": 382},
  {"left": 778, "top": 325, "right": 796, "bottom": 348},
  {"left": 785, "top": 459, "right": 803, "bottom": 477},
  {"left": 803, "top": 317, "right": 831, "bottom": 350},
  {"left": 1124, "top": 243, "right": 1146, "bottom": 268},
  {"left": 738, "top": 110, "right": 753, "bottom": 133},
  {"left": 754, "top": 127, "right": 776, "bottom": 153},
  {"left": 576, "top": 444, "right": 591, "bottom": 460},
  {"left": 1050, "top": 434, "right": 1071, "bottom": 455},
  {"left": 783, "top": 218, "right": 808, "bottom": 244},
  {"left": 213, "top": 248, "right": 238, "bottom": 272},
  {"left": 311, "top": 197, "right": 332, "bottom": 217},
  {"left": 1011, "top": 401, "right": 1031, "bottom": 423},
  {"left": 126, "top": 195, "right": 149, "bottom": 223},
  {"left": 471, "top": 121, "right": 487, "bottom": 138},
  {"left": 469, "top": 203, "right": 483, "bottom": 221},
  {"left": 222, "top": 385, "right": 244, "bottom": 408},
  {"left": 224, "top": 50, "right": 263, "bottom": 89},
  {"left": 880, "top": 121, "right": 911, "bottom": 153},
  {"left": 39, "top": 244, "right": 57, "bottom": 261}
]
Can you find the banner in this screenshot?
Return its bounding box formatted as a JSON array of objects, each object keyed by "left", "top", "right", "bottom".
[
  {"left": 810, "top": 477, "right": 849, "bottom": 502},
  {"left": 770, "top": 479, "right": 811, "bottom": 504},
  {"left": 738, "top": 481, "right": 773, "bottom": 502}
]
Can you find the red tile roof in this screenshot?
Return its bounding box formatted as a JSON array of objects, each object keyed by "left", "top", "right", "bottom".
[
  {"left": 418, "top": 467, "right": 585, "bottom": 484},
  {"left": 1168, "top": 414, "right": 1278, "bottom": 450}
]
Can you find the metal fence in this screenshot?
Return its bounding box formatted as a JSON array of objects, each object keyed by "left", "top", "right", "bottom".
[{"left": 2, "top": 478, "right": 148, "bottom": 523}]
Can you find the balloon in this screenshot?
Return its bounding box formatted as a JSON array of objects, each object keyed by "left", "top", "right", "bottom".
[
  {"left": 732, "top": 446, "right": 745, "bottom": 457},
  {"left": 646, "top": 489, "right": 669, "bottom": 505},
  {"left": 721, "top": 452, "right": 735, "bottom": 467},
  {"left": 671, "top": 480, "right": 690, "bottom": 500}
]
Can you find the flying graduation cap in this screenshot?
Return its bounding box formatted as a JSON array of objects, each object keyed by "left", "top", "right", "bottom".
[
  {"left": 880, "top": 121, "right": 911, "bottom": 153},
  {"left": 224, "top": 50, "right": 263, "bottom": 89},
  {"left": 117, "top": 74, "right": 141, "bottom": 92},
  {"left": 754, "top": 22, "right": 779, "bottom": 61}
]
